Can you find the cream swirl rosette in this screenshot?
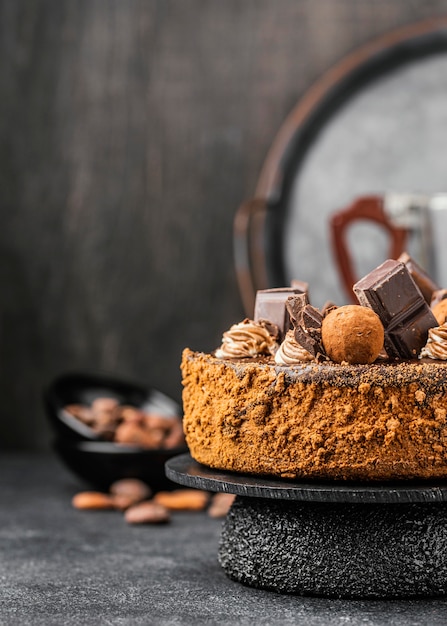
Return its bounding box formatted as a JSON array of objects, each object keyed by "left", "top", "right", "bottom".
[
  {"left": 275, "top": 330, "right": 313, "bottom": 365},
  {"left": 215, "top": 318, "right": 278, "bottom": 359},
  {"left": 419, "top": 323, "right": 447, "bottom": 360}
]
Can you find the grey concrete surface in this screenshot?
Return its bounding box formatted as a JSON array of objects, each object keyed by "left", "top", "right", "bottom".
[{"left": 1, "top": 453, "right": 447, "bottom": 625}]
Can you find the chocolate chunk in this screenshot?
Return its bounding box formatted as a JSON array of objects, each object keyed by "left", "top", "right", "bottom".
[
  {"left": 290, "top": 279, "right": 309, "bottom": 293},
  {"left": 257, "top": 319, "right": 280, "bottom": 342},
  {"left": 353, "top": 259, "right": 437, "bottom": 359},
  {"left": 294, "top": 305, "right": 325, "bottom": 358},
  {"left": 254, "top": 287, "right": 308, "bottom": 339},
  {"left": 286, "top": 296, "right": 325, "bottom": 358},
  {"left": 321, "top": 301, "right": 338, "bottom": 316},
  {"left": 398, "top": 251, "right": 439, "bottom": 304},
  {"left": 285, "top": 294, "right": 309, "bottom": 324}
]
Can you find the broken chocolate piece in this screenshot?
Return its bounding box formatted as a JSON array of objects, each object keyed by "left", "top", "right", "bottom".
[
  {"left": 321, "top": 301, "right": 338, "bottom": 316},
  {"left": 285, "top": 293, "right": 309, "bottom": 324},
  {"left": 398, "top": 251, "right": 439, "bottom": 304},
  {"left": 353, "top": 259, "right": 437, "bottom": 359},
  {"left": 290, "top": 279, "right": 309, "bottom": 293},
  {"left": 257, "top": 319, "right": 280, "bottom": 342},
  {"left": 294, "top": 304, "right": 325, "bottom": 358},
  {"left": 286, "top": 296, "right": 325, "bottom": 358},
  {"left": 254, "top": 287, "right": 308, "bottom": 339}
]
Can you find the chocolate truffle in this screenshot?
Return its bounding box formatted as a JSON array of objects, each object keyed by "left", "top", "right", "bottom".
[
  {"left": 432, "top": 299, "right": 447, "bottom": 325},
  {"left": 321, "top": 305, "right": 384, "bottom": 364}
]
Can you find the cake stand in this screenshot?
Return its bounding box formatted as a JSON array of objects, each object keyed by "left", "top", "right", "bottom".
[{"left": 166, "top": 453, "right": 447, "bottom": 599}]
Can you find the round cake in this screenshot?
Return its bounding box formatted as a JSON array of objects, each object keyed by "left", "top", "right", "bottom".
[
  {"left": 181, "top": 256, "right": 447, "bottom": 482},
  {"left": 181, "top": 349, "right": 447, "bottom": 481}
]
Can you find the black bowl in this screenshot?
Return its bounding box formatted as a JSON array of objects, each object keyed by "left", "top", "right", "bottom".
[
  {"left": 53, "top": 438, "right": 185, "bottom": 492},
  {"left": 44, "top": 371, "right": 181, "bottom": 443},
  {"left": 44, "top": 371, "right": 187, "bottom": 491}
]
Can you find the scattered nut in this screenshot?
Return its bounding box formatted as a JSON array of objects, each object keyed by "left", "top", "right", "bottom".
[
  {"left": 124, "top": 501, "right": 171, "bottom": 524},
  {"left": 64, "top": 404, "right": 94, "bottom": 425},
  {"left": 120, "top": 406, "right": 145, "bottom": 424},
  {"left": 111, "top": 494, "right": 138, "bottom": 511},
  {"left": 115, "top": 421, "right": 161, "bottom": 448},
  {"left": 321, "top": 305, "right": 384, "bottom": 364},
  {"left": 91, "top": 397, "right": 119, "bottom": 413},
  {"left": 144, "top": 413, "right": 174, "bottom": 430},
  {"left": 72, "top": 491, "right": 115, "bottom": 510},
  {"left": 153, "top": 489, "right": 209, "bottom": 511},
  {"left": 162, "top": 419, "right": 185, "bottom": 449},
  {"left": 109, "top": 478, "right": 151, "bottom": 503},
  {"left": 207, "top": 492, "right": 235, "bottom": 518},
  {"left": 71, "top": 480, "right": 209, "bottom": 526},
  {"left": 63, "top": 399, "right": 185, "bottom": 450}
]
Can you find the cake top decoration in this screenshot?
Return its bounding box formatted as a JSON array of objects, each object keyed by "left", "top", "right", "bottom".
[
  {"left": 398, "top": 250, "right": 439, "bottom": 304},
  {"left": 254, "top": 286, "right": 308, "bottom": 340},
  {"left": 321, "top": 305, "right": 384, "bottom": 365},
  {"left": 215, "top": 251, "right": 447, "bottom": 365},
  {"left": 419, "top": 324, "right": 447, "bottom": 360},
  {"left": 432, "top": 299, "right": 447, "bottom": 325},
  {"left": 289, "top": 302, "right": 327, "bottom": 361},
  {"left": 214, "top": 318, "right": 279, "bottom": 359},
  {"left": 274, "top": 329, "right": 313, "bottom": 365},
  {"left": 353, "top": 259, "right": 437, "bottom": 359}
]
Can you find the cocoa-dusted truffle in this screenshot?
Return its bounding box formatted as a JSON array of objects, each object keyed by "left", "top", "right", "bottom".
[
  {"left": 321, "top": 305, "right": 384, "bottom": 364},
  {"left": 432, "top": 299, "right": 447, "bottom": 325}
]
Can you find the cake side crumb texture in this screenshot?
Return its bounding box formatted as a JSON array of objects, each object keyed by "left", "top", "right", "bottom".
[{"left": 181, "top": 349, "right": 447, "bottom": 480}]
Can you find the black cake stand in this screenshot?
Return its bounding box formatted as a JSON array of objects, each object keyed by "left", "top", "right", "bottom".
[{"left": 166, "top": 453, "right": 447, "bottom": 599}]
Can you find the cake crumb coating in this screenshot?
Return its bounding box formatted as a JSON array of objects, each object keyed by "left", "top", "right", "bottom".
[{"left": 181, "top": 348, "right": 447, "bottom": 481}]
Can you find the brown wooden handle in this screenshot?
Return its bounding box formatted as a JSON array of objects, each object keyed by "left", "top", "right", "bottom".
[
  {"left": 233, "top": 198, "right": 269, "bottom": 317},
  {"left": 330, "top": 195, "right": 408, "bottom": 302}
]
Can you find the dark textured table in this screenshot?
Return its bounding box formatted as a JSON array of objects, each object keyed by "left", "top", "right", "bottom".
[{"left": 2, "top": 454, "right": 447, "bottom": 625}]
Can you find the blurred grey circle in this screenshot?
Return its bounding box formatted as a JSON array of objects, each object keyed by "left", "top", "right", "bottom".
[{"left": 284, "top": 53, "right": 447, "bottom": 307}]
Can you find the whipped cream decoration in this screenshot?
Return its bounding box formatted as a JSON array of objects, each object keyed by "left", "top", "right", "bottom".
[
  {"left": 275, "top": 330, "right": 314, "bottom": 365},
  {"left": 419, "top": 323, "right": 447, "bottom": 360},
  {"left": 215, "top": 318, "right": 278, "bottom": 359}
]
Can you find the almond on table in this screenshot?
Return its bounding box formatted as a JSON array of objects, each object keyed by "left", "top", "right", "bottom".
[
  {"left": 72, "top": 491, "right": 115, "bottom": 510},
  {"left": 124, "top": 501, "right": 171, "bottom": 525},
  {"left": 153, "top": 489, "right": 209, "bottom": 511},
  {"left": 207, "top": 493, "right": 236, "bottom": 518},
  {"left": 109, "top": 478, "right": 152, "bottom": 502}
]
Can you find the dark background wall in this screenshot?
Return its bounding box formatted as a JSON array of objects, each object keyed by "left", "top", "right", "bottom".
[{"left": 1, "top": 0, "right": 447, "bottom": 450}]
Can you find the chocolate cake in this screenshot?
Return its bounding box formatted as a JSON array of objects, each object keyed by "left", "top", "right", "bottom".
[{"left": 181, "top": 256, "right": 447, "bottom": 481}]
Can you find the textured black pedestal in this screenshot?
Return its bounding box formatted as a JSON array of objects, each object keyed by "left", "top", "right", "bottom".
[
  {"left": 220, "top": 497, "right": 447, "bottom": 599},
  {"left": 166, "top": 454, "right": 447, "bottom": 599}
]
